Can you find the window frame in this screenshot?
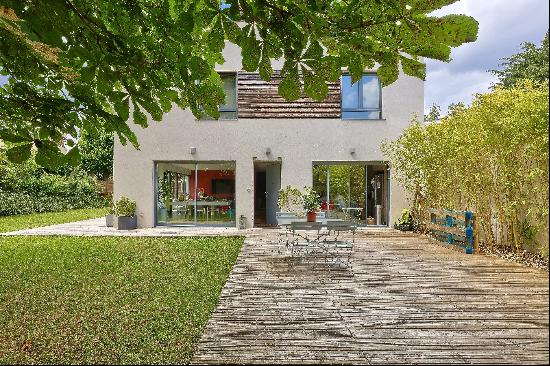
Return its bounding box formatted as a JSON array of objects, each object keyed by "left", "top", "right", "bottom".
[
  {"left": 199, "top": 71, "right": 238, "bottom": 121},
  {"left": 218, "top": 72, "right": 238, "bottom": 119},
  {"left": 341, "top": 73, "right": 382, "bottom": 120}
]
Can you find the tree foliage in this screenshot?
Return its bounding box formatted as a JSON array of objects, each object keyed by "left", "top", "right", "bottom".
[
  {"left": 0, "top": 0, "right": 478, "bottom": 167},
  {"left": 383, "top": 81, "right": 549, "bottom": 257},
  {"left": 491, "top": 31, "right": 549, "bottom": 87},
  {"left": 424, "top": 103, "right": 441, "bottom": 122},
  {"left": 78, "top": 127, "right": 113, "bottom": 180}
]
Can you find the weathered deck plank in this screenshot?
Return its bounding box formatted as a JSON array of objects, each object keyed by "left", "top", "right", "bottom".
[{"left": 192, "top": 230, "right": 549, "bottom": 364}]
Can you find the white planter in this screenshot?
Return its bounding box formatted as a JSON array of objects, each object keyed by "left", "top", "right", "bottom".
[{"left": 276, "top": 211, "right": 326, "bottom": 226}]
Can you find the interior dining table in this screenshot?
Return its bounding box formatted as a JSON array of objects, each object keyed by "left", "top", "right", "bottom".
[{"left": 179, "top": 200, "right": 232, "bottom": 220}]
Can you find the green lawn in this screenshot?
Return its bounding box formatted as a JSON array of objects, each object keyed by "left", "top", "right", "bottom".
[
  {"left": 0, "top": 208, "right": 108, "bottom": 233},
  {"left": 0, "top": 236, "right": 243, "bottom": 364}
]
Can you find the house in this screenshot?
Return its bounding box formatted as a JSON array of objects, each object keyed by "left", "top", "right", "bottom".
[{"left": 113, "top": 43, "right": 423, "bottom": 228}]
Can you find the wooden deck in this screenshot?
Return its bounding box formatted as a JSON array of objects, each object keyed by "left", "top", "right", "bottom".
[{"left": 192, "top": 229, "right": 549, "bottom": 364}]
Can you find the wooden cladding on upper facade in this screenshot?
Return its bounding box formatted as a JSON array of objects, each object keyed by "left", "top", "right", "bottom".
[{"left": 237, "top": 72, "right": 341, "bottom": 118}]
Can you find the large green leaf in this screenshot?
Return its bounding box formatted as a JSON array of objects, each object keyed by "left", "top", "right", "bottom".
[
  {"left": 0, "top": 131, "right": 31, "bottom": 143},
  {"left": 302, "top": 41, "right": 323, "bottom": 60},
  {"left": 35, "top": 142, "right": 65, "bottom": 169},
  {"left": 113, "top": 96, "right": 130, "bottom": 121},
  {"left": 241, "top": 36, "right": 261, "bottom": 72},
  {"left": 222, "top": 16, "right": 240, "bottom": 43},
  {"left": 302, "top": 67, "right": 329, "bottom": 101},
  {"left": 378, "top": 61, "right": 400, "bottom": 86},
  {"left": 259, "top": 49, "right": 273, "bottom": 82},
  {"left": 133, "top": 107, "right": 148, "bottom": 128},
  {"left": 278, "top": 75, "right": 301, "bottom": 101},
  {"left": 348, "top": 54, "right": 364, "bottom": 84},
  {"left": 168, "top": 0, "right": 178, "bottom": 21},
  {"left": 6, "top": 143, "right": 32, "bottom": 163},
  {"left": 401, "top": 57, "right": 427, "bottom": 80},
  {"left": 63, "top": 145, "right": 81, "bottom": 166},
  {"left": 207, "top": 15, "right": 225, "bottom": 52}
]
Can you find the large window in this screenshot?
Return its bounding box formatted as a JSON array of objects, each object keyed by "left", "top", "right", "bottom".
[
  {"left": 313, "top": 163, "right": 389, "bottom": 226},
  {"left": 156, "top": 161, "right": 236, "bottom": 227},
  {"left": 201, "top": 73, "right": 237, "bottom": 120},
  {"left": 341, "top": 74, "right": 382, "bottom": 120}
]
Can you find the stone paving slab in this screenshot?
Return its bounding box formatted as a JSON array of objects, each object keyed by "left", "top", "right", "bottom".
[
  {"left": 0, "top": 218, "right": 246, "bottom": 237},
  {"left": 0, "top": 218, "right": 395, "bottom": 237},
  {"left": 192, "top": 229, "right": 549, "bottom": 364}
]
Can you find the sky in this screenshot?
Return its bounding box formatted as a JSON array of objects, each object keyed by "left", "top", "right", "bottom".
[
  {"left": 2, "top": 0, "right": 549, "bottom": 114},
  {"left": 426, "top": 0, "right": 549, "bottom": 114}
]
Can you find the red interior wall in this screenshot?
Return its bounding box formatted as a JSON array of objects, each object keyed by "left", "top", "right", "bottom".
[{"left": 189, "top": 170, "right": 235, "bottom": 199}]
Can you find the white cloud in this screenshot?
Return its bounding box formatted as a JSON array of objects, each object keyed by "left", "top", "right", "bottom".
[
  {"left": 425, "top": 69, "right": 497, "bottom": 112},
  {"left": 425, "top": 0, "right": 549, "bottom": 114}
]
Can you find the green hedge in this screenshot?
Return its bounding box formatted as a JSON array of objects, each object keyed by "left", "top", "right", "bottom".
[
  {"left": 383, "top": 81, "right": 549, "bottom": 258},
  {"left": 0, "top": 149, "right": 106, "bottom": 216},
  {"left": 0, "top": 189, "right": 106, "bottom": 216}
]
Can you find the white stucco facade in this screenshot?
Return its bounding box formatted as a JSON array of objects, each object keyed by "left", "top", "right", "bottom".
[{"left": 113, "top": 44, "right": 423, "bottom": 228}]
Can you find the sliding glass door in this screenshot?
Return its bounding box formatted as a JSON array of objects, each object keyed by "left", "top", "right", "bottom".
[
  {"left": 313, "top": 162, "right": 388, "bottom": 226},
  {"left": 156, "top": 161, "right": 236, "bottom": 227}
]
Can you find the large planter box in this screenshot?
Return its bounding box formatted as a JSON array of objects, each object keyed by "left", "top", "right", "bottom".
[
  {"left": 116, "top": 216, "right": 137, "bottom": 230},
  {"left": 276, "top": 212, "right": 326, "bottom": 226},
  {"left": 105, "top": 214, "right": 114, "bottom": 227}
]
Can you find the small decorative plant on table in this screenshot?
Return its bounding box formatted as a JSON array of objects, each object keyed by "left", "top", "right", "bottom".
[
  {"left": 114, "top": 196, "right": 137, "bottom": 230},
  {"left": 302, "top": 186, "right": 321, "bottom": 222}
]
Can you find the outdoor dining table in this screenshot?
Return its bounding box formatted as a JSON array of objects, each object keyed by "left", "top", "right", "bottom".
[{"left": 282, "top": 221, "right": 356, "bottom": 269}]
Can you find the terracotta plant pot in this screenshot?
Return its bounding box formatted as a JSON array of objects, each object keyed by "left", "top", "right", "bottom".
[{"left": 306, "top": 211, "right": 317, "bottom": 222}]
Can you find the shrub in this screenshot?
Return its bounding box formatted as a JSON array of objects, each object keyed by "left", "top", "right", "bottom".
[
  {"left": 0, "top": 189, "right": 105, "bottom": 216},
  {"left": 114, "top": 196, "right": 136, "bottom": 217},
  {"left": 383, "top": 81, "right": 549, "bottom": 257},
  {"left": 0, "top": 148, "right": 106, "bottom": 216}
]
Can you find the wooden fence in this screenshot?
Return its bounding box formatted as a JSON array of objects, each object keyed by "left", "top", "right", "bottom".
[{"left": 427, "top": 208, "right": 479, "bottom": 254}]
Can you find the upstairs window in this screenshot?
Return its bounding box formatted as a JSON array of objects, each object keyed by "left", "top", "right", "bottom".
[
  {"left": 202, "top": 73, "right": 237, "bottom": 120},
  {"left": 341, "top": 74, "right": 382, "bottom": 120},
  {"left": 219, "top": 73, "right": 237, "bottom": 119}
]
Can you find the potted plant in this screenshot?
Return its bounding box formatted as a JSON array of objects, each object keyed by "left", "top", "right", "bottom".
[
  {"left": 114, "top": 196, "right": 137, "bottom": 230},
  {"left": 158, "top": 178, "right": 172, "bottom": 220},
  {"left": 395, "top": 208, "right": 413, "bottom": 231},
  {"left": 302, "top": 187, "right": 321, "bottom": 222},
  {"left": 105, "top": 200, "right": 115, "bottom": 227},
  {"left": 276, "top": 185, "right": 304, "bottom": 225}
]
